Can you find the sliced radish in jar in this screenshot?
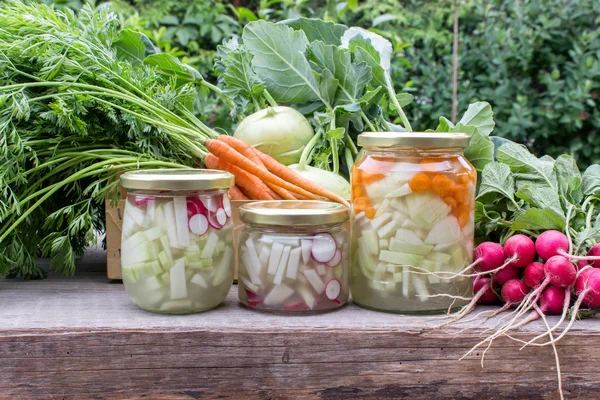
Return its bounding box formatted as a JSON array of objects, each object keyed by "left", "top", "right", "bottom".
[
  {"left": 216, "top": 208, "right": 227, "bottom": 226},
  {"left": 325, "top": 279, "right": 341, "bottom": 300},
  {"left": 311, "top": 233, "right": 337, "bottom": 263},
  {"left": 134, "top": 195, "right": 154, "bottom": 206},
  {"left": 188, "top": 214, "right": 209, "bottom": 236},
  {"left": 186, "top": 197, "right": 207, "bottom": 216},
  {"left": 207, "top": 211, "right": 224, "bottom": 230},
  {"left": 326, "top": 249, "right": 342, "bottom": 267},
  {"left": 223, "top": 195, "right": 232, "bottom": 217},
  {"left": 201, "top": 196, "right": 221, "bottom": 213}
]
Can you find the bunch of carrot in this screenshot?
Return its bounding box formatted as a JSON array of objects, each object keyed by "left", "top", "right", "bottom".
[{"left": 202, "top": 135, "right": 350, "bottom": 207}]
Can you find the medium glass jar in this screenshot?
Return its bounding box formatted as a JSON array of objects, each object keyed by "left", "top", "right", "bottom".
[
  {"left": 119, "top": 169, "right": 235, "bottom": 314},
  {"left": 350, "top": 132, "right": 476, "bottom": 314},
  {"left": 237, "top": 201, "right": 350, "bottom": 313}
]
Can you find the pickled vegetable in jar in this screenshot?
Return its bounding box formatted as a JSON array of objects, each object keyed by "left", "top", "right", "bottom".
[
  {"left": 238, "top": 201, "right": 350, "bottom": 313},
  {"left": 350, "top": 132, "right": 475, "bottom": 314},
  {"left": 119, "top": 169, "right": 235, "bottom": 314}
]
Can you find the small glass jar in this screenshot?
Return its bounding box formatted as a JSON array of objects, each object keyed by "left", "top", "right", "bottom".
[
  {"left": 119, "top": 169, "right": 235, "bottom": 314},
  {"left": 350, "top": 132, "right": 476, "bottom": 314},
  {"left": 237, "top": 201, "right": 350, "bottom": 313}
]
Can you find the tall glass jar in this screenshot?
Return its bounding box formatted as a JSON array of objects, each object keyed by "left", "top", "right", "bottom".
[
  {"left": 237, "top": 201, "right": 350, "bottom": 313},
  {"left": 350, "top": 132, "right": 476, "bottom": 314},
  {"left": 119, "top": 169, "right": 235, "bottom": 314}
]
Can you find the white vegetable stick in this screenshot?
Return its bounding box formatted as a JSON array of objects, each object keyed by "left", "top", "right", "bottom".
[
  {"left": 413, "top": 276, "right": 430, "bottom": 302},
  {"left": 213, "top": 246, "right": 233, "bottom": 287},
  {"left": 125, "top": 202, "right": 147, "bottom": 227},
  {"left": 371, "top": 212, "right": 392, "bottom": 230},
  {"left": 121, "top": 231, "right": 146, "bottom": 251},
  {"left": 173, "top": 196, "right": 190, "bottom": 247},
  {"left": 143, "top": 227, "right": 163, "bottom": 242},
  {"left": 170, "top": 258, "right": 187, "bottom": 300},
  {"left": 377, "top": 219, "right": 397, "bottom": 239},
  {"left": 190, "top": 273, "right": 208, "bottom": 288},
  {"left": 159, "top": 236, "right": 173, "bottom": 264},
  {"left": 240, "top": 276, "right": 259, "bottom": 293},
  {"left": 300, "top": 239, "right": 312, "bottom": 264},
  {"left": 303, "top": 269, "right": 325, "bottom": 294},
  {"left": 374, "top": 198, "right": 390, "bottom": 217},
  {"left": 163, "top": 201, "right": 182, "bottom": 249},
  {"left": 385, "top": 183, "right": 412, "bottom": 198},
  {"left": 258, "top": 246, "right": 270, "bottom": 270},
  {"left": 267, "top": 242, "right": 284, "bottom": 275},
  {"left": 402, "top": 265, "right": 410, "bottom": 298},
  {"left": 395, "top": 228, "right": 424, "bottom": 246},
  {"left": 286, "top": 247, "right": 302, "bottom": 280},
  {"left": 297, "top": 286, "right": 316, "bottom": 309},
  {"left": 273, "top": 245, "right": 291, "bottom": 285},
  {"left": 200, "top": 232, "right": 219, "bottom": 259},
  {"left": 264, "top": 284, "right": 294, "bottom": 306},
  {"left": 146, "top": 198, "right": 156, "bottom": 223},
  {"left": 316, "top": 263, "right": 326, "bottom": 276},
  {"left": 245, "top": 237, "right": 263, "bottom": 275},
  {"left": 241, "top": 250, "right": 262, "bottom": 285},
  {"left": 260, "top": 235, "right": 300, "bottom": 246}
]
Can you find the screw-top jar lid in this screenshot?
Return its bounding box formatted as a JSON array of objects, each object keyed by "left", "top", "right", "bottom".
[
  {"left": 120, "top": 169, "right": 234, "bottom": 191},
  {"left": 239, "top": 201, "right": 349, "bottom": 226},
  {"left": 358, "top": 132, "right": 471, "bottom": 148}
]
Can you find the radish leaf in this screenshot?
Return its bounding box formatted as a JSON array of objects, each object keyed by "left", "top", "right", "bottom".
[
  {"left": 582, "top": 165, "right": 600, "bottom": 195},
  {"left": 511, "top": 208, "right": 565, "bottom": 231}
]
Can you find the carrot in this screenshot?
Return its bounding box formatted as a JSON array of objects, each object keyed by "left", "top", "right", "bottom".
[
  {"left": 431, "top": 175, "right": 455, "bottom": 197},
  {"left": 365, "top": 206, "right": 376, "bottom": 219},
  {"left": 409, "top": 173, "right": 431, "bottom": 193},
  {"left": 360, "top": 171, "right": 386, "bottom": 185},
  {"left": 454, "top": 184, "right": 468, "bottom": 203},
  {"left": 253, "top": 148, "right": 351, "bottom": 207},
  {"left": 228, "top": 185, "right": 248, "bottom": 201},
  {"left": 458, "top": 174, "right": 470, "bottom": 184},
  {"left": 205, "top": 139, "right": 322, "bottom": 202},
  {"left": 443, "top": 196, "right": 458, "bottom": 209},
  {"left": 216, "top": 135, "right": 289, "bottom": 200},
  {"left": 204, "top": 154, "right": 274, "bottom": 200}
]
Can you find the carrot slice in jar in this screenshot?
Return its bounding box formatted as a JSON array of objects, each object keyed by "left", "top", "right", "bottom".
[
  {"left": 431, "top": 175, "right": 456, "bottom": 197},
  {"left": 457, "top": 211, "right": 470, "bottom": 228},
  {"left": 361, "top": 171, "right": 386, "bottom": 184},
  {"left": 443, "top": 196, "right": 458, "bottom": 210},
  {"left": 454, "top": 184, "right": 468, "bottom": 203},
  {"left": 409, "top": 173, "right": 431, "bottom": 193},
  {"left": 365, "top": 206, "right": 376, "bottom": 219},
  {"left": 353, "top": 196, "right": 369, "bottom": 212}
]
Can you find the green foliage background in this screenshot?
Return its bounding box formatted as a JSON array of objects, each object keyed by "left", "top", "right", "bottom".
[{"left": 42, "top": 0, "right": 600, "bottom": 167}]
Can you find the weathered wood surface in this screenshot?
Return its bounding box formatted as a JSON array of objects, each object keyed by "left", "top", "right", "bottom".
[{"left": 1, "top": 251, "right": 599, "bottom": 399}]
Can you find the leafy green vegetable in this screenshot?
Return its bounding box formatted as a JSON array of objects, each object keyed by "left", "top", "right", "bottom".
[
  {"left": 511, "top": 208, "right": 565, "bottom": 231},
  {"left": 281, "top": 18, "right": 347, "bottom": 45},
  {"left": 582, "top": 165, "right": 600, "bottom": 195}
]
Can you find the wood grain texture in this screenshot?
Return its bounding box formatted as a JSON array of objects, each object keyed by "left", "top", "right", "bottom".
[{"left": 1, "top": 251, "right": 600, "bottom": 399}]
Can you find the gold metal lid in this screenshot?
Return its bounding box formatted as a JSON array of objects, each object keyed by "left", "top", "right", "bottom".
[
  {"left": 358, "top": 132, "right": 471, "bottom": 148},
  {"left": 120, "top": 169, "right": 234, "bottom": 191},
  {"left": 239, "top": 200, "right": 349, "bottom": 226}
]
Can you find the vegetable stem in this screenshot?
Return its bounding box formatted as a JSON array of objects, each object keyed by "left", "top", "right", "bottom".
[
  {"left": 262, "top": 89, "right": 278, "bottom": 108},
  {"left": 385, "top": 76, "right": 412, "bottom": 131},
  {"left": 299, "top": 130, "right": 322, "bottom": 169}
]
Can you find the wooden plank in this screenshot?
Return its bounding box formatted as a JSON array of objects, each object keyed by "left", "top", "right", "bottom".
[{"left": 1, "top": 254, "right": 600, "bottom": 399}]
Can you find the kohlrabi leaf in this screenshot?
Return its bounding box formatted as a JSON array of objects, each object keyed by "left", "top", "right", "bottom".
[
  {"left": 496, "top": 142, "right": 557, "bottom": 189},
  {"left": 318, "top": 68, "right": 339, "bottom": 106},
  {"left": 515, "top": 184, "right": 564, "bottom": 217},
  {"left": 219, "top": 47, "right": 265, "bottom": 101},
  {"left": 458, "top": 102, "right": 495, "bottom": 136},
  {"left": 308, "top": 41, "right": 371, "bottom": 107},
  {"left": 435, "top": 116, "right": 454, "bottom": 132},
  {"left": 490, "top": 136, "right": 513, "bottom": 159},
  {"left": 242, "top": 21, "right": 328, "bottom": 105},
  {"left": 392, "top": 93, "right": 414, "bottom": 108},
  {"left": 343, "top": 34, "right": 388, "bottom": 88},
  {"left": 582, "top": 164, "right": 600, "bottom": 195},
  {"left": 144, "top": 53, "right": 202, "bottom": 84},
  {"left": 477, "top": 162, "right": 516, "bottom": 203},
  {"left": 113, "top": 29, "right": 157, "bottom": 63},
  {"left": 281, "top": 18, "right": 348, "bottom": 45},
  {"left": 554, "top": 154, "right": 583, "bottom": 205},
  {"left": 460, "top": 125, "right": 494, "bottom": 172},
  {"left": 511, "top": 208, "right": 565, "bottom": 231}
]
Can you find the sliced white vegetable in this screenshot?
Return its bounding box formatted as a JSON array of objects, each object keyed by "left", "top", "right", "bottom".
[
  {"left": 122, "top": 231, "right": 147, "bottom": 251},
  {"left": 361, "top": 230, "right": 379, "bottom": 256},
  {"left": 222, "top": 195, "right": 232, "bottom": 217},
  {"left": 433, "top": 241, "right": 460, "bottom": 252},
  {"left": 316, "top": 263, "right": 327, "bottom": 276},
  {"left": 188, "top": 214, "right": 209, "bottom": 236},
  {"left": 240, "top": 276, "right": 259, "bottom": 293},
  {"left": 402, "top": 265, "right": 410, "bottom": 298},
  {"left": 379, "top": 250, "right": 423, "bottom": 266},
  {"left": 158, "top": 236, "right": 173, "bottom": 264},
  {"left": 125, "top": 202, "right": 147, "bottom": 227},
  {"left": 286, "top": 247, "right": 302, "bottom": 280},
  {"left": 374, "top": 198, "right": 391, "bottom": 217},
  {"left": 326, "top": 249, "right": 342, "bottom": 267},
  {"left": 395, "top": 228, "right": 424, "bottom": 246},
  {"left": 241, "top": 250, "right": 262, "bottom": 285},
  {"left": 303, "top": 269, "right": 325, "bottom": 294},
  {"left": 212, "top": 246, "right": 233, "bottom": 287},
  {"left": 170, "top": 258, "right": 187, "bottom": 300},
  {"left": 325, "top": 279, "right": 341, "bottom": 300},
  {"left": 216, "top": 208, "right": 227, "bottom": 226},
  {"left": 264, "top": 284, "right": 294, "bottom": 306},
  {"left": 412, "top": 276, "right": 430, "bottom": 302},
  {"left": 379, "top": 239, "right": 389, "bottom": 250},
  {"left": 267, "top": 242, "right": 284, "bottom": 275},
  {"left": 425, "top": 252, "right": 452, "bottom": 263},
  {"left": 258, "top": 246, "right": 270, "bottom": 270},
  {"left": 146, "top": 198, "right": 156, "bottom": 222},
  {"left": 200, "top": 232, "right": 219, "bottom": 259},
  {"left": 424, "top": 215, "right": 462, "bottom": 245},
  {"left": 297, "top": 286, "right": 316, "bottom": 309},
  {"left": 385, "top": 183, "right": 412, "bottom": 198},
  {"left": 390, "top": 198, "right": 408, "bottom": 214},
  {"left": 300, "top": 239, "right": 312, "bottom": 264},
  {"left": 163, "top": 201, "right": 182, "bottom": 249},
  {"left": 377, "top": 219, "right": 397, "bottom": 239},
  {"left": 260, "top": 235, "right": 300, "bottom": 246},
  {"left": 273, "top": 245, "right": 291, "bottom": 285},
  {"left": 173, "top": 196, "right": 190, "bottom": 247},
  {"left": 141, "top": 275, "right": 162, "bottom": 292},
  {"left": 311, "top": 233, "right": 337, "bottom": 263},
  {"left": 389, "top": 238, "right": 433, "bottom": 255},
  {"left": 190, "top": 273, "right": 208, "bottom": 288},
  {"left": 401, "top": 219, "right": 420, "bottom": 230},
  {"left": 245, "top": 237, "right": 263, "bottom": 276},
  {"left": 370, "top": 212, "right": 392, "bottom": 230}
]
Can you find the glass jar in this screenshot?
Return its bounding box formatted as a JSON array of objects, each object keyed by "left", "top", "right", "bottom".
[
  {"left": 350, "top": 132, "right": 476, "bottom": 314},
  {"left": 119, "top": 169, "right": 235, "bottom": 314},
  {"left": 237, "top": 201, "right": 350, "bottom": 313}
]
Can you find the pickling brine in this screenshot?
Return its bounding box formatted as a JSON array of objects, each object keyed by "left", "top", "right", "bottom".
[
  {"left": 119, "top": 169, "right": 235, "bottom": 314},
  {"left": 350, "top": 132, "right": 475, "bottom": 314},
  {"left": 237, "top": 201, "right": 350, "bottom": 313}
]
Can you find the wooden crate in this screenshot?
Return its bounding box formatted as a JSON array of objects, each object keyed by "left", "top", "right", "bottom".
[{"left": 105, "top": 199, "right": 251, "bottom": 281}]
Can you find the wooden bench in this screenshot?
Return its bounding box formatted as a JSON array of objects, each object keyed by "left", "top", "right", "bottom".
[{"left": 1, "top": 250, "right": 599, "bottom": 399}]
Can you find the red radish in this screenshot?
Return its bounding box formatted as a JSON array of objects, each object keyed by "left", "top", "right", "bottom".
[
  {"left": 222, "top": 195, "right": 232, "bottom": 217},
  {"left": 469, "top": 242, "right": 505, "bottom": 272},
  {"left": 188, "top": 214, "right": 209, "bottom": 236},
  {"left": 575, "top": 268, "right": 600, "bottom": 308},
  {"left": 501, "top": 279, "right": 529, "bottom": 305},
  {"left": 540, "top": 286, "right": 567, "bottom": 315},
  {"left": 493, "top": 265, "right": 521, "bottom": 287},
  {"left": 311, "top": 233, "right": 337, "bottom": 263},
  {"left": 326, "top": 249, "right": 342, "bottom": 267},
  {"left": 524, "top": 262, "right": 546, "bottom": 288},
  {"left": 588, "top": 244, "right": 600, "bottom": 267},
  {"left": 325, "top": 279, "right": 341, "bottom": 300},
  {"left": 544, "top": 256, "right": 576, "bottom": 287},
  {"left": 503, "top": 234, "right": 536, "bottom": 268},
  {"left": 474, "top": 277, "right": 498, "bottom": 304},
  {"left": 535, "top": 230, "right": 569, "bottom": 260},
  {"left": 134, "top": 195, "right": 154, "bottom": 206},
  {"left": 575, "top": 260, "right": 588, "bottom": 271}
]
